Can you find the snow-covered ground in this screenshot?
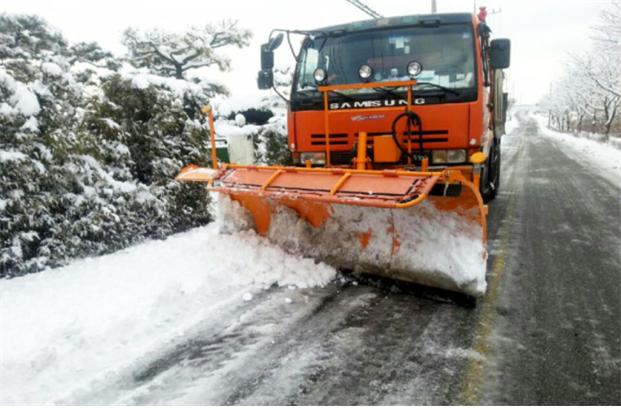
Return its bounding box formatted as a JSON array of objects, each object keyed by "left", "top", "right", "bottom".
[
  {"left": 534, "top": 115, "right": 621, "bottom": 189},
  {"left": 0, "top": 224, "right": 335, "bottom": 404}
]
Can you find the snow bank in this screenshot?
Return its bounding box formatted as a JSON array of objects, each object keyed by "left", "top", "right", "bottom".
[
  {"left": 535, "top": 115, "right": 621, "bottom": 188},
  {"left": 0, "top": 226, "right": 335, "bottom": 404}
]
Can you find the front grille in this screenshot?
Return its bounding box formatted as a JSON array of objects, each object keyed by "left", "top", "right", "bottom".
[
  {"left": 309, "top": 131, "right": 449, "bottom": 147},
  {"left": 329, "top": 151, "right": 355, "bottom": 165},
  {"left": 355, "top": 131, "right": 449, "bottom": 145},
  {"left": 311, "top": 133, "right": 348, "bottom": 146}
]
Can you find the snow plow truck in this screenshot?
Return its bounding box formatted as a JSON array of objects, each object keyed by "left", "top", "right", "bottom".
[{"left": 176, "top": 12, "right": 511, "bottom": 298}]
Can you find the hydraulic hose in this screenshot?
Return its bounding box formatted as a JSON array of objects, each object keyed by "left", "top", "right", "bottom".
[{"left": 391, "top": 111, "right": 425, "bottom": 164}]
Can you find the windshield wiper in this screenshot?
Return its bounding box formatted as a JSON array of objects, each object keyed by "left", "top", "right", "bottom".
[
  {"left": 374, "top": 83, "right": 460, "bottom": 100},
  {"left": 374, "top": 87, "right": 403, "bottom": 99},
  {"left": 413, "top": 82, "right": 460, "bottom": 96},
  {"left": 296, "top": 87, "right": 356, "bottom": 102}
]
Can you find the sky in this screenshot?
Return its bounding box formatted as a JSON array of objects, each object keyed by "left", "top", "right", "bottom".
[{"left": 1, "top": 0, "right": 613, "bottom": 104}]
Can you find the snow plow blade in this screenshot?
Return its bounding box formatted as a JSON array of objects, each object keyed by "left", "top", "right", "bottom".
[{"left": 177, "top": 164, "right": 488, "bottom": 297}]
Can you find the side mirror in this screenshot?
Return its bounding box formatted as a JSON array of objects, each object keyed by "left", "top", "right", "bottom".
[
  {"left": 267, "top": 33, "right": 284, "bottom": 52},
  {"left": 258, "top": 33, "right": 284, "bottom": 89},
  {"left": 257, "top": 69, "right": 273, "bottom": 90},
  {"left": 490, "top": 38, "right": 511, "bottom": 69},
  {"left": 261, "top": 45, "right": 274, "bottom": 70},
  {"left": 260, "top": 33, "right": 284, "bottom": 70}
]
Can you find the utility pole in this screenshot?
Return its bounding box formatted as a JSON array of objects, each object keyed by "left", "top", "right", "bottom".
[
  {"left": 432, "top": 0, "right": 437, "bottom": 13},
  {"left": 344, "top": 0, "right": 384, "bottom": 19}
]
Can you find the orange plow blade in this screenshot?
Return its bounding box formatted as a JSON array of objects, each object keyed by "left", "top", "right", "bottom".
[{"left": 177, "top": 164, "right": 488, "bottom": 297}]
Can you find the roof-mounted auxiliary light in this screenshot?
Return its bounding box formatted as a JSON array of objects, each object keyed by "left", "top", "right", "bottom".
[{"left": 358, "top": 64, "right": 373, "bottom": 82}]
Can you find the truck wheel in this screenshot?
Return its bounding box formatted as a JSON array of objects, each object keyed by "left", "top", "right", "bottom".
[{"left": 482, "top": 140, "right": 501, "bottom": 202}]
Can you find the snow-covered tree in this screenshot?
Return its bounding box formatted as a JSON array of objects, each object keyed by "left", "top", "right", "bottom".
[
  {"left": 1, "top": 14, "right": 214, "bottom": 277},
  {"left": 122, "top": 21, "right": 251, "bottom": 80},
  {"left": 541, "top": 1, "right": 620, "bottom": 137},
  {"left": 0, "top": 14, "right": 66, "bottom": 60}
]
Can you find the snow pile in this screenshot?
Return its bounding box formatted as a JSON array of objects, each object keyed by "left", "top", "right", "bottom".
[
  {"left": 219, "top": 194, "right": 487, "bottom": 297},
  {"left": 535, "top": 115, "right": 621, "bottom": 188},
  {"left": 0, "top": 226, "right": 335, "bottom": 405}
]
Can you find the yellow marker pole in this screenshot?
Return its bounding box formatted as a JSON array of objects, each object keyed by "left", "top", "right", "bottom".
[
  {"left": 470, "top": 152, "right": 487, "bottom": 188},
  {"left": 202, "top": 105, "right": 218, "bottom": 169},
  {"left": 356, "top": 131, "right": 368, "bottom": 170},
  {"left": 323, "top": 91, "right": 331, "bottom": 167},
  {"left": 421, "top": 157, "right": 429, "bottom": 172},
  {"left": 407, "top": 86, "right": 413, "bottom": 165}
]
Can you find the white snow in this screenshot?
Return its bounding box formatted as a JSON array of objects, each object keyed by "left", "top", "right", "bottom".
[
  {"left": 234, "top": 113, "right": 247, "bottom": 127},
  {"left": 504, "top": 111, "right": 520, "bottom": 136},
  {"left": 0, "top": 69, "right": 40, "bottom": 116},
  {"left": 77, "top": 155, "right": 137, "bottom": 193},
  {"left": 20, "top": 116, "right": 39, "bottom": 132},
  {"left": 218, "top": 193, "right": 487, "bottom": 297},
  {"left": 41, "top": 62, "right": 63, "bottom": 77},
  {"left": 102, "top": 118, "right": 121, "bottom": 129},
  {"left": 211, "top": 93, "right": 264, "bottom": 117},
  {"left": 0, "top": 150, "right": 28, "bottom": 162},
  {"left": 121, "top": 68, "right": 204, "bottom": 98},
  {"left": 135, "top": 189, "right": 157, "bottom": 204},
  {"left": 213, "top": 119, "right": 260, "bottom": 139},
  {"left": 0, "top": 225, "right": 335, "bottom": 404},
  {"left": 70, "top": 61, "right": 115, "bottom": 80},
  {"left": 535, "top": 115, "right": 621, "bottom": 188}
]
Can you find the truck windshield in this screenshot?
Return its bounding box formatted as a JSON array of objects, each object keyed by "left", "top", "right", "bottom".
[{"left": 295, "top": 24, "right": 476, "bottom": 95}]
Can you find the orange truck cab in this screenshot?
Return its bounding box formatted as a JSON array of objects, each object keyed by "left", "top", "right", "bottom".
[{"left": 258, "top": 12, "right": 510, "bottom": 201}]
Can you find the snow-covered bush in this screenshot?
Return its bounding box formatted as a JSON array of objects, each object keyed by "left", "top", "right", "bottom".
[{"left": 0, "top": 14, "right": 223, "bottom": 277}]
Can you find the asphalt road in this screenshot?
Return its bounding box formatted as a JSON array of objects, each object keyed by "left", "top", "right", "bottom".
[{"left": 67, "top": 110, "right": 620, "bottom": 405}]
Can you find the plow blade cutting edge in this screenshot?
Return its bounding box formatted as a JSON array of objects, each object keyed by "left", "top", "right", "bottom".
[{"left": 177, "top": 164, "right": 488, "bottom": 297}]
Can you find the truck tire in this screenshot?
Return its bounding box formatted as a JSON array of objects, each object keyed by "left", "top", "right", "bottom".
[{"left": 482, "top": 139, "right": 501, "bottom": 203}]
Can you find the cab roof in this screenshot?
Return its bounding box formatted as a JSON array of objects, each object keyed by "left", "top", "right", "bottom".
[{"left": 314, "top": 13, "right": 475, "bottom": 34}]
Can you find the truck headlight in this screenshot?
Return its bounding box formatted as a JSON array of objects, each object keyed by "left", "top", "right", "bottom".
[
  {"left": 447, "top": 149, "right": 467, "bottom": 163},
  {"left": 313, "top": 68, "right": 327, "bottom": 84},
  {"left": 432, "top": 150, "right": 467, "bottom": 164},
  {"left": 432, "top": 150, "right": 447, "bottom": 164},
  {"left": 300, "top": 152, "right": 326, "bottom": 165}
]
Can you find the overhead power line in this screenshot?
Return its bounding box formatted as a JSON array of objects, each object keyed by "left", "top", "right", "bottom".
[{"left": 344, "top": 0, "right": 384, "bottom": 19}]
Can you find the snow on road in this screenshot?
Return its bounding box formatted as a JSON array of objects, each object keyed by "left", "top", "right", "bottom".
[
  {"left": 0, "top": 225, "right": 335, "bottom": 404},
  {"left": 534, "top": 115, "right": 621, "bottom": 188}
]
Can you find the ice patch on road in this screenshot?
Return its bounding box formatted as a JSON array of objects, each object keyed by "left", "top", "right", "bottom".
[{"left": 0, "top": 226, "right": 335, "bottom": 404}]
